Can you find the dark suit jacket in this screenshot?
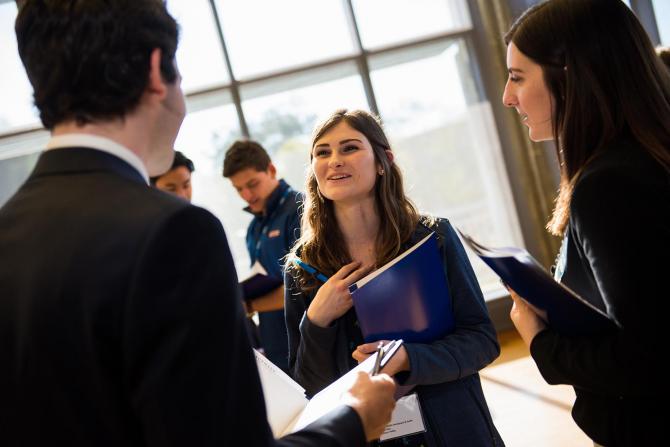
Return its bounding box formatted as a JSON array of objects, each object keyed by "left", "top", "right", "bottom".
[
  {"left": 529, "top": 139, "right": 668, "bottom": 446},
  {"left": 0, "top": 147, "right": 364, "bottom": 446}
]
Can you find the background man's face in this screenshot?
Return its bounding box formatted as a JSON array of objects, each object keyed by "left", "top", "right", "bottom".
[
  {"left": 155, "top": 166, "right": 192, "bottom": 201},
  {"left": 229, "top": 166, "right": 279, "bottom": 214}
]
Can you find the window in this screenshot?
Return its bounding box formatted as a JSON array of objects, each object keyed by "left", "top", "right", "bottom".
[
  {"left": 652, "top": 0, "right": 670, "bottom": 46},
  {"left": 369, "top": 39, "right": 522, "bottom": 295},
  {"left": 352, "top": 0, "right": 471, "bottom": 49},
  {"left": 167, "top": 0, "right": 230, "bottom": 93},
  {"left": 0, "top": 2, "right": 40, "bottom": 133},
  {"left": 214, "top": 0, "right": 355, "bottom": 79},
  {"left": 15, "top": 0, "right": 656, "bottom": 301}
]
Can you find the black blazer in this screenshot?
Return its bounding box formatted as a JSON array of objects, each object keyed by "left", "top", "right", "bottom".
[
  {"left": 529, "top": 139, "right": 668, "bottom": 446},
  {"left": 0, "top": 147, "right": 364, "bottom": 446}
]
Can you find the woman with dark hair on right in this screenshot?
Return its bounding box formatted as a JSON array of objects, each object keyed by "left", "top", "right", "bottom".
[{"left": 502, "top": 1, "right": 669, "bottom": 446}]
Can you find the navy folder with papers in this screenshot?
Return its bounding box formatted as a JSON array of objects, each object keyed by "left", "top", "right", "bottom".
[
  {"left": 457, "top": 229, "right": 618, "bottom": 335},
  {"left": 240, "top": 261, "right": 283, "bottom": 302},
  {"left": 349, "top": 232, "right": 454, "bottom": 343}
]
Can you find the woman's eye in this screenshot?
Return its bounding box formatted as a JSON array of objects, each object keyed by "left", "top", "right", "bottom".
[
  {"left": 315, "top": 149, "right": 329, "bottom": 157},
  {"left": 342, "top": 145, "right": 358, "bottom": 152}
]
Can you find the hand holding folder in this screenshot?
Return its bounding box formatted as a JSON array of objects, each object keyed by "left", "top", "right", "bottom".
[{"left": 456, "top": 228, "right": 618, "bottom": 335}]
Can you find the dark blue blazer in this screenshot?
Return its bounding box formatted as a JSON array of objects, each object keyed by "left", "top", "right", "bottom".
[{"left": 285, "top": 218, "right": 505, "bottom": 446}]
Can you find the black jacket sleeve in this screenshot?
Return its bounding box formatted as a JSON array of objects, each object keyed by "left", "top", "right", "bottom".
[
  {"left": 530, "top": 162, "right": 669, "bottom": 396},
  {"left": 123, "top": 206, "right": 365, "bottom": 446}
]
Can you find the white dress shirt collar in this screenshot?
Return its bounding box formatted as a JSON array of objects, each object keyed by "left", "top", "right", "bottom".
[{"left": 46, "top": 134, "right": 149, "bottom": 184}]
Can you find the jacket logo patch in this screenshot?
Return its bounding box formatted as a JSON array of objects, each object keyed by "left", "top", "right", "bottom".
[{"left": 268, "top": 229, "right": 281, "bottom": 238}]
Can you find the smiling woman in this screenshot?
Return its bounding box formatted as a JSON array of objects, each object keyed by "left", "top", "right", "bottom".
[
  {"left": 311, "top": 122, "right": 383, "bottom": 206},
  {"left": 283, "top": 108, "right": 505, "bottom": 447}
]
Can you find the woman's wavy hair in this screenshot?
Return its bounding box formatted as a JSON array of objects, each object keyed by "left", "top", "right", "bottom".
[
  {"left": 287, "top": 109, "right": 419, "bottom": 293},
  {"left": 505, "top": 0, "right": 670, "bottom": 235}
]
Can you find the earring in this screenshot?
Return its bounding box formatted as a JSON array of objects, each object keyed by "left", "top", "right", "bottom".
[{"left": 378, "top": 169, "right": 385, "bottom": 176}]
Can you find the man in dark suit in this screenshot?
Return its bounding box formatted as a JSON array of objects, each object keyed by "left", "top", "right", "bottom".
[{"left": 0, "top": 1, "right": 395, "bottom": 446}]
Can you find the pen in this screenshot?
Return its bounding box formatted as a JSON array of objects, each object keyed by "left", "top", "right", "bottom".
[
  {"left": 292, "top": 257, "right": 329, "bottom": 282},
  {"left": 371, "top": 341, "right": 385, "bottom": 375}
]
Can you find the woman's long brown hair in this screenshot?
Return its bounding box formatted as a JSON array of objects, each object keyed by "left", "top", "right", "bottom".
[
  {"left": 287, "top": 109, "right": 419, "bottom": 293},
  {"left": 505, "top": 0, "right": 670, "bottom": 236}
]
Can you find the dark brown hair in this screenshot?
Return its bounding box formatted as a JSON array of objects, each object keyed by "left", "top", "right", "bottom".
[
  {"left": 16, "top": 0, "right": 179, "bottom": 129},
  {"left": 222, "top": 140, "right": 272, "bottom": 177},
  {"left": 505, "top": 0, "right": 670, "bottom": 235},
  {"left": 288, "top": 109, "right": 419, "bottom": 292},
  {"left": 150, "top": 150, "right": 194, "bottom": 184}
]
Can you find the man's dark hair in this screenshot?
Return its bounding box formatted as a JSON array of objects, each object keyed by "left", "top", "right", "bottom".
[
  {"left": 222, "top": 140, "right": 272, "bottom": 178},
  {"left": 150, "top": 150, "right": 195, "bottom": 185},
  {"left": 657, "top": 46, "right": 670, "bottom": 70},
  {"left": 15, "top": 0, "right": 179, "bottom": 130}
]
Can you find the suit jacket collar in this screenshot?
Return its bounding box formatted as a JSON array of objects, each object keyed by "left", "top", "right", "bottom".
[{"left": 29, "top": 147, "right": 147, "bottom": 185}]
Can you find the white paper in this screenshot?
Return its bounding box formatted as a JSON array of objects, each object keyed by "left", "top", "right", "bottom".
[
  {"left": 256, "top": 341, "right": 406, "bottom": 438},
  {"left": 380, "top": 393, "right": 426, "bottom": 441},
  {"left": 254, "top": 350, "right": 308, "bottom": 438},
  {"left": 291, "top": 355, "right": 378, "bottom": 433}
]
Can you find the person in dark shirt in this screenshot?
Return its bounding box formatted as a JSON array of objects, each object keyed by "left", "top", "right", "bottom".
[
  {"left": 502, "top": 1, "right": 670, "bottom": 445},
  {"left": 223, "top": 140, "right": 302, "bottom": 373}
]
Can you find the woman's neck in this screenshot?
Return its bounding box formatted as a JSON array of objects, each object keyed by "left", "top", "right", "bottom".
[{"left": 333, "top": 197, "right": 379, "bottom": 264}]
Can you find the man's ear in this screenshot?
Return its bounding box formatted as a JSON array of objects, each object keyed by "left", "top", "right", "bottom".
[
  {"left": 146, "top": 48, "right": 167, "bottom": 100},
  {"left": 268, "top": 162, "right": 277, "bottom": 178}
]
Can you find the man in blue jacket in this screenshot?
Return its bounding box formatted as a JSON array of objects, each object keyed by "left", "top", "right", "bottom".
[{"left": 224, "top": 140, "right": 301, "bottom": 373}]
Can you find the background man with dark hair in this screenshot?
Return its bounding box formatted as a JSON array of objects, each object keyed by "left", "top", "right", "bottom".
[
  {"left": 223, "top": 139, "right": 301, "bottom": 373},
  {"left": 150, "top": 150, "right": 195, "bottom": 201},
  {"left": 0, "top": 1, "right": 395, "bottom": 446}
]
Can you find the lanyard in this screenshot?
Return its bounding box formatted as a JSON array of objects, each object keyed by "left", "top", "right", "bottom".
[{"left": 254, "top": 187, "right": 292, "bottom": 261}]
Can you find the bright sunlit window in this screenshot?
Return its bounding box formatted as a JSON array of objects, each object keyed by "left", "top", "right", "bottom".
[
  {"left": 0, "top": 2, "right": 39, "bottom": 133},
  {"left": 7, "top": 0, "right": 664, "bottom": 298},
  {"left": 214, "top": 0, "right": 356, "bottom": 79},
  {"left": 652, "top": 0, "right": 670, "bottom": 46}
]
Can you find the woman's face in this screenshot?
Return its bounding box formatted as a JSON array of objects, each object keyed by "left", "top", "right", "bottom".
[
  {"left": 311, "top": 121, "right": 380, "bottom": 204},
  {"left": 502, "top": 42, "right": 554, "bottom": 142}
]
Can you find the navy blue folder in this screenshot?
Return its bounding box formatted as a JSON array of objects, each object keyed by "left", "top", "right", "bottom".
[
  {"left": 240, "top": 261, "right": 283, "bottom": 301},
  {"left": 457, "top": 229, "right": 618, "bottom": 335},
  {"left": 349, "top": 232, "right": 454, "bottom": 343}
]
